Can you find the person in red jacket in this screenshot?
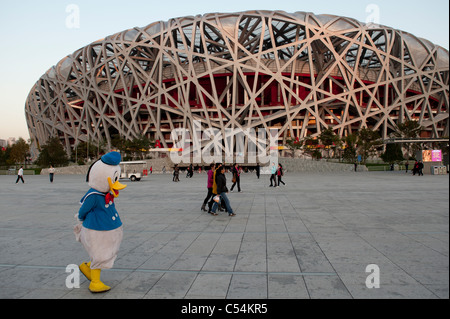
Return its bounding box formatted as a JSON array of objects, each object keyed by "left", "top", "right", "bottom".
[
  {"left": 277, "top": 163, "right": 285, "bottom": 186},
  {"left": 201, "top": 163, "right": 215, "bottom": 211}
]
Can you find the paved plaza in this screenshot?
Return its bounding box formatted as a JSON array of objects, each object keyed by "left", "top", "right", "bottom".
[{"left": 0, "top": 169, "right": 448, "bottom": 299}]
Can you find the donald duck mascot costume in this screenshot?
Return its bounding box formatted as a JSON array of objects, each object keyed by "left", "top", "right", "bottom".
[{"left": 74, "top": 151, "right": 127, "bottom": 293}]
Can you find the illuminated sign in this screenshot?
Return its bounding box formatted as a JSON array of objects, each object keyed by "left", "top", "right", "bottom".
[
  {"left": 432, "top": 150, "right": 442, "bottom": 162},
  {"left": 422, "top": 150, "right": 442, "bottom": 162}
]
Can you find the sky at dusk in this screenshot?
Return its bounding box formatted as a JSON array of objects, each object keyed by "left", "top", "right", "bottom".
[{"left": 0, "top": 0, "right": 448, "bottom": 141}]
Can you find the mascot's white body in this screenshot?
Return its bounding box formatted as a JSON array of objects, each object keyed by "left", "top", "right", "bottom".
[{"left": 74, "top": 151, "right": 127, "bottom": 293}]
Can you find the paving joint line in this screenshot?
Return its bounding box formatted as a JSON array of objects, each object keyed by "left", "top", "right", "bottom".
[{"left": 0, "top": 263, "right": 338, "bottom": 277}]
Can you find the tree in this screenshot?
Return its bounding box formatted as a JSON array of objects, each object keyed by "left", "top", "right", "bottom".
[
  {"left": 394, "top": 120, "right": 422, "bottom": 159},
  {"left": 381, "top": 143, "right": 404, "bottom": 164},
  {"left": 111, "top": 135, "right": 127, "bottom": 154},
  {"left": 125, "top": 135, "right": 152, "bottom": 160},
  {"left": 311, "top": 149, "right": 322, "bottom": 160},
  {"left": 286, "top": 137, "right": 303, "bottom": 157},
  {"left": 395, "top": 120, "right": 422, "bottom": 138},
  {"left": 319, "top": 128, "right": 341, "bottom": 158},
  {"left": 36, "top": 137, "right": 69, "bottom": 167},
  {"left": 302, "top": 136, "right": 319, "bottom": 159},
  {"left": 9, "top": 138, "right": 30, "bottom": 166},
  {"left": 341, "top": 133, "right": 358, "bottom": 163},
  {"left": 0, "top": 146, "right": 11, "bottom": 166},
  {"left": 72, "top": 141, "right": 99, "bottom": 165},
  {"left": 356, "top": 128, "right": 383, "bottom": 164},
  {"left": 111, "top": 134, "right": 152, "bottom": 160}
]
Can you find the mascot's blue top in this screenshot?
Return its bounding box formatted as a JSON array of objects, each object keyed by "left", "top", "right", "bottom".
[
  {"left": 78, "top": 189, "right": 122, "bottom": 231},
  {"left": 78, "top": 151, "right": 124, "bottom": 231}
]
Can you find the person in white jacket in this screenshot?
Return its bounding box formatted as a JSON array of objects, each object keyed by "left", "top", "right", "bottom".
[
  {"left": 49, "top": 165, "right": 55, "bottom": 183},
  {"left": 15, "top": 166, "right": 25, "bottom": 184}
]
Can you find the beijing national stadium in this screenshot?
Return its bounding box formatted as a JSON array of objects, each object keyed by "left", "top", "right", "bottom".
[{"left": 25, "top": 10, "right": 449, "bottom": 159}]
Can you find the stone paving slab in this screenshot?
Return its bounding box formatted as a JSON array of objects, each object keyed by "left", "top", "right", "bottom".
[{"left": 0, "top": 170, "right": 448, "bottom": 299}]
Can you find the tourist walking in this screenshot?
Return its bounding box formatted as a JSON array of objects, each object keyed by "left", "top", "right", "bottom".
[
  {"left": 15, "top": 166, "right": 25, "bottom": 184},
  {"left": 230, "top": 163, "right": 241, "bottom": 192},
  {"left": 269, "top": 162, "right": 277, "bottom": 187},
  {"left": 277, "top": 163, "right": 285, "bottom": 186},
  {"left": 211, "top": 165, "right": 235, "bottom": 216},
  {"left": 418, "top": 160, "right": 424, "bottom": 176},
  {"left": 186, "top": 164, "right": 194, "bottom": 178},
  {"left": 207, "top": 163, "right": 222, "bottom": 215},
  {"left": 255, "top": 163, "right": 260, "bottom": 179},
  {"left": 173, "top": 164, "right": 180, "bottom": 182},
  {"left": 405, "top": 161, "right": 409, "bottom": 173},
  {"left": 413, "top": 160, "right": 419, "bottom": 175},
  {"left": 49, "top": 165, "right": 55, "bottom": 183},
  {"left": 201, "top": 163, "right": 215, "bottom": 211}
]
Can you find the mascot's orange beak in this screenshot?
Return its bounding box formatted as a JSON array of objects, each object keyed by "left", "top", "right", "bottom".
[{"left": 107, "top": 177, "right": 127, "bottom": 198}]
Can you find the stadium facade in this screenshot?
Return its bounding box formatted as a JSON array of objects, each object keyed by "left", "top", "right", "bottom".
[{"left": 25, "top": 10, "right": 449, "bottom": 160}]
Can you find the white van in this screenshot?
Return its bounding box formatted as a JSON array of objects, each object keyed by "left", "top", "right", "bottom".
[{"left": 119, "top": 161, "right": 147, "bottom": 181}]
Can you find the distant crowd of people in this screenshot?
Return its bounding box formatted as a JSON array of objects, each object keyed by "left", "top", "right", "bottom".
[
  {"left": 411, "top": 160, "right": 424, "bottom": 176},
  {"left": 15, "top": 157, "right": 430, "bottom": 220},
  {"left": 399, "top": 160, "right": 424, "bottom": 175},
  {"left": 196, "top": 162, "right": 286, "bottom": 217},
  {"left": 167, "top": 162, "right": 288, "bottom": 217}
]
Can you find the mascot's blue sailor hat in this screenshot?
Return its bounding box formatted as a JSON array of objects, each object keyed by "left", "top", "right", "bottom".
[
  {"left": 101, "top": 151, "right": 121, "bottom": 166},
  {"left": 86, "top": 151, "right": 122, "bottom": 182}
]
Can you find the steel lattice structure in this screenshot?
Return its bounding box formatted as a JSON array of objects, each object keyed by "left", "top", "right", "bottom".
[{"left": 25, "top": 10, "right": 449, "bottom": 158}]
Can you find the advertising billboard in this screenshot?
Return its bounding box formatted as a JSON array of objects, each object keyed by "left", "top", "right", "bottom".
[{"left": 422, "top": 150, "right": 442, "bottom": 162}]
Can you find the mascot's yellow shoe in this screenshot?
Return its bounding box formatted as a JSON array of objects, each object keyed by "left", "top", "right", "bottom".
[
  {"left": 89, "top": 269, "right": 111, "bottom": 293},
  {"left": 79, "top": 262, "right": 91, "bottom": 281}
]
